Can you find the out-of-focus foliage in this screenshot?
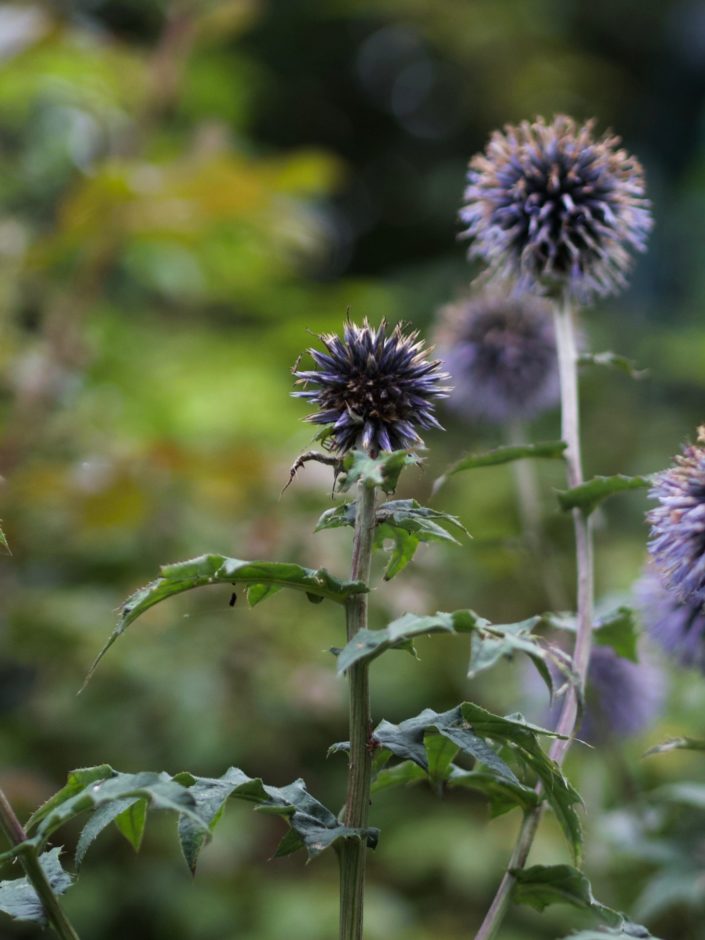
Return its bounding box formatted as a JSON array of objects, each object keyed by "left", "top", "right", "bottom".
[{"left": 2, "top": 1, "right": 705, "bottom": 938}]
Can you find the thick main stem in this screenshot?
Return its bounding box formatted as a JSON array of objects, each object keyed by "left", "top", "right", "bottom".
[
  {"left": 0, "top": 788, "right": 80, "bottom": 940},
  {"left": 339, "top": 481, "right": 376, "bottom": 940},
  {"left": 473, "top": 298, "right": 594, "bottom": 940}
]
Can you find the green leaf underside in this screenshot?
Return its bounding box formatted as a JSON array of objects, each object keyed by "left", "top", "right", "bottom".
[
  {"left": 13, "top": 766, "right": 374, "bottom": 873},
  {"left": 336, "top": 610, "right": 571, "bottom": 697},
  {"left": 644, "top": 736, "right": 705, "bottom": 757},
  {"left": 557, "top": 475, "right": 652, "bottom": 515},
  {"left": 83, "top": 555, "right": 367, "bottom": 689},
  {"left": 433, "top": 440, "right": 567, "bottom": 493},
  {"left": 513, "top": 866, "right": 662, "bottom": 939},
  {"left": 371, "top": 704, "right": 581, "bottom": 857},
  {"left": 338, "top": 449, "right": 419, "bottom": 495},
  {"left": 0, "top": 848, "right": 72, "bottom": 925},
  {"left": 317, "top": 499, "right": 468, "bottom": 580},
  {"left": 546, "top": 607, "right": 639, "bottom": 662},
  {"left": 579, "top": 351, "right": 647, "bottom": 380},
  {"left": 512, "top": 864, "right": 622, "bottom": 925}
]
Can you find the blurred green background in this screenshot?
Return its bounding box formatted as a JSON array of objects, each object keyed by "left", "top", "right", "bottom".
[{"left": 1, "top": 1, "right": 705, "bottom": 938}]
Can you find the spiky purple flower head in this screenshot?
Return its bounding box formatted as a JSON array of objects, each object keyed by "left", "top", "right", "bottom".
[
  {"left": 433, "top": 291, "right": 559, "bottom": 425},
  {"left": 293, "top": 318, "right": 451, "bottom": 455},
  {"left": 461, "top": 115, "right": 652, "bottom": 302},
  {"left": 647, "top": 428, "right": 705, "bottom": 606},
  {"left": 579, "top": 645, "right": 664, "bottom": 744},
  {"left": 636, "top": 566, "right": 705, "bottom": 672}
]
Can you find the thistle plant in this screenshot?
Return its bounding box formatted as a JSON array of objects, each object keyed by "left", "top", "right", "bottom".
[
  {"left": 453, "top": 114, "right": 653, "bottom": 940},
  {"left": 0, "top": 116, "right": 663, "bottom": 940}
]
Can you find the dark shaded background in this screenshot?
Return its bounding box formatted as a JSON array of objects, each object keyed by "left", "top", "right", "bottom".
[{"left": 1, "top": 1, "right": 705, "bottom": 937}]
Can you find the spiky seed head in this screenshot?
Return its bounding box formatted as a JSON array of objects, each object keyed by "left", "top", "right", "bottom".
[
  {"left": 647, "top": 428, "right": 705, "bottom": 606},
  {"left": 433, "top": 291, "right": 559, "bottom": 425},
  {"left": 292, "top": 318, "right": 451, "bottom": 455},
  {"left": 461, "top": 115, "right": 652, "bottom": 302},
  {"left": 636, "top": 566, "right": 705, "bottom": 673}
]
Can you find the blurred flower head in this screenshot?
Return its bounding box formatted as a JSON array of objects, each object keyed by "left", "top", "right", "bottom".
[
  {"left": 579, "top": 645, "right": 665, "bottom": 744},
  {"left": 293, "top": 318, "right": 450, "bottom": 455},
  {"left": 460, "top": 115, "right": 652, "bottom": 302},
  {"left": 647, "top": 428, "right": 705, "bottom": 606},
  {"left": 433, "top": 291, "right": 559, "bottom": 425},
  {"left": 636, "top": 565, "right": 705, "bottom": 672}
]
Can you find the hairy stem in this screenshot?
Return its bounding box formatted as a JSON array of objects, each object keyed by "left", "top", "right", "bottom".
[
  {"left": 339, "top": 481, "right": 376, "bottom": 940},
  {"left": 0, "top": 788, "right": 80, "bottom": 940},
  {"left": 474, "top": 298, "right": 594, "bottom": 940}
]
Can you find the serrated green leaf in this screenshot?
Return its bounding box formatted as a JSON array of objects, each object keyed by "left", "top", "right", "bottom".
[
  {"left": 512, "top": 864, "right": 622, "bottom": 925},
  {"left": 371, "top": 704, "right": 580, "bottom": 854},
  {"left": 25, "top": 768, "right": 207, "bottom": 857},
  {"left": 337, "top": 449, "right": 419, "bottom": 494},
  {"left": 246, "top": 583, "right": 283, "bottom": 607},
  {"left": 0, "top": 848, "right": 72, "bottom": 925},
  {"left": 579, "top": 351, "right": 647, "bottom": 380},
  {"left": 336, "top": 610, "right": 567, "bottom": 695},
  {"left": 546, "top": 606, "right": 639, "bottom": 662},
  {"left": 433, "top": 440, "right": 567, "bottom": 494},
  {"left": 557, "top": 475, "right": 652, "bottom": 515},
  {"left": 83, "top": 556, "right": 367, "bottom": 689},
  {"left": 114, "top": 799, "right": 148, "bottom": 853},
  {"left": 75, "top": 797, "right": 140, "bottom": 867},
  {"left": 317, "top": 499, "right": 467, "bottom": 580},
  {"left": 371, "top": 760, "right": 427, "bottom": 794},
  {"left": 336, "top": 610, "right": 487, "bottom": 674},
  {"left": 644, "top": 736, "right": 705, "bottom": 757},
  {"left": 0, "top": 523, "right": 9, "bottom": 554},
  {"left": 448, "top": 768, "right": 540, "bottom": 817},
  {"left": 175, "top": 768, "right": 271, "bottom": 872},
  {"left": 425, "top": 732, "right": 458, "bottom": 785},
  {"left": 315, "top": 501, "right": 357, "bottom": 532},
  {"left": 174, "top": 769, "right": 377, "bottom": 867},
  {"left": 458, "top": 704, "right": 582, "bottom": 860}
]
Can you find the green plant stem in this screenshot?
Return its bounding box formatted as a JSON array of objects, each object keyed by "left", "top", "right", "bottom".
[
  {"left": 0, "top": 787, "right": 80, "bottom": 940},
  {"left": 474, "top": 298, "right": 594, "bottom": 940},
  {"left": 339, "top": 481, "right": 376, "bottom": 940}
]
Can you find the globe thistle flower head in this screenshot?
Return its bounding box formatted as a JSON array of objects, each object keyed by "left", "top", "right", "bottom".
[
  {"left": 647, "top": 428, "right": 705, "bottom": 606},
  {"left": 434, "top": 291, "right": 559, "bottom": 425},
  {"left": 636, "top": 566, "right": 705, "bottom": 673},
  {"left": 293, "top": 318, "right": 451, "bottom": 455},
  {"left": 579, "top": 645, "right": 664, "bottom": 745},
  {"left": 461, "top": 115, "right": 652, "bottom": 302},
  {"left": 525, "top": 642, "right": 664, "bottom": 745}
]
